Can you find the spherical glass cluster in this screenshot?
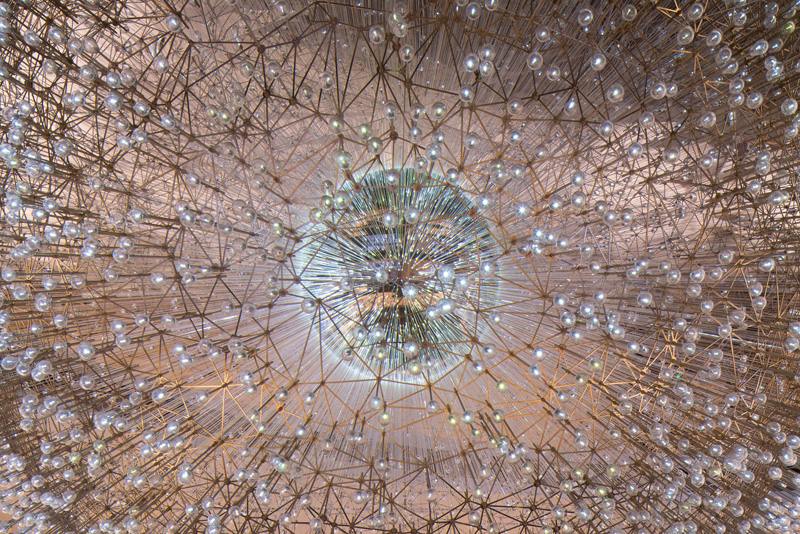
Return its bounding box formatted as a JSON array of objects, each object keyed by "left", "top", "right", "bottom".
[{"left": 0, "top": 2, "right": 799, "bottom": 534}]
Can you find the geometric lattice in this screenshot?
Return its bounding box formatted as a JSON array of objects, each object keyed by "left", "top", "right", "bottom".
[{"left": 1, "top": 2, "right": 799, "bottom": 534}]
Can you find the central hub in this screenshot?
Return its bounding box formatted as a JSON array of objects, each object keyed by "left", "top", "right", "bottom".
[{"left": 300, "top": 169, "right": 500, "bottom": 374}]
